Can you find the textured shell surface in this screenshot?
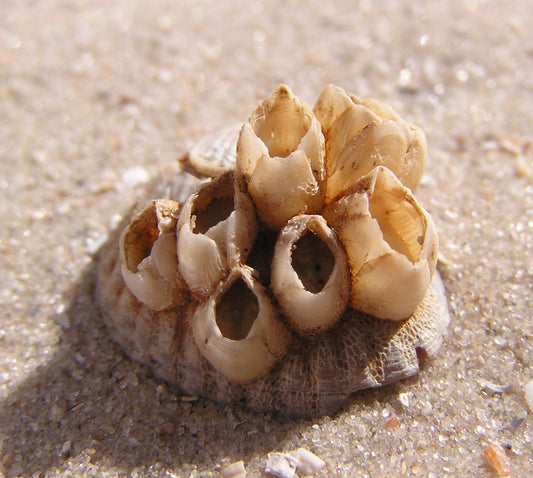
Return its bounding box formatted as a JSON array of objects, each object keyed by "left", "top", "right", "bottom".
[{"left": 95, "top": 85, "right": 450, "bottom": 417}]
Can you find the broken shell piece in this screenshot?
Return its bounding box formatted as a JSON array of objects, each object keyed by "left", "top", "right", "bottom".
[
  {"left": 220, "top": 460, "right": 246, "bottom": 478},
  {"left": 265, "top": 453, "right": 297, "bottom": 478},
  {"left": 192, "top": 266, "right": 291, "bottom": 383},
  {"left": 265, "top": 449, "right": 325, "bottom": 478},
  {"left": 236, "top": 84, "right": 325, "bottom": 230},
  {"left": 120, "top": 199, "right": 181, "bottom": 310},
  {"left": 288, "top": 448, "right": 326, "bottom": 476},
  {"left": 484, "top": 443, "right": 511, "bottom": 477},
  {"left": 271, "top": 214, "right": 350, "bottom": 334},
  {"left": 524, "top": 379, "right": 533, "bottom": 412},
  {"left": 313, "top": 84, "right": 427, "bottom": 202},
  {"left": 324, "top": 166, "right": 438, "bottom": 320},
  {"left": 177, "top": 171, "right": 257, "bottom": 297}
]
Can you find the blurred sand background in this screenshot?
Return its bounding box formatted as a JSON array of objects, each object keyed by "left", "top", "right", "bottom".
[{"left": 0, "top": 0, "right": 532, "bottom": 476}]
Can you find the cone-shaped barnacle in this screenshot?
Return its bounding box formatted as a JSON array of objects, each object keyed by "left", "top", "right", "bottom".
[
  {"left": 313, "top": 84, "right": 427, "bottom": 203},
  {"left": 236, "top": 85, "right": 326, "bottom": 230},
  {"left": 271, "top": 214, "right": 350, "bottom": 334},
  {"left": 324, "top": 166, "right": 438, "bottom": 321},
  {"left": 177, "top": 171, "right": 257, "bottom": 298},
  {"left": 192, "top": 266, "right": 291, "bottom": 383},
  {"left": 120, "top": 199, "right": 182, "bottom": 310}
]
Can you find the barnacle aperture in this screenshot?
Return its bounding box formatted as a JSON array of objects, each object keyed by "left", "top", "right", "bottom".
[{"left": 95, "top": 84, "right": 450, "bottom": 417}]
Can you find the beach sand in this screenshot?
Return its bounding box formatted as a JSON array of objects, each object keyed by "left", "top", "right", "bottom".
[{"left": 0, "top": 1, "right": 532, "bottom": 476}]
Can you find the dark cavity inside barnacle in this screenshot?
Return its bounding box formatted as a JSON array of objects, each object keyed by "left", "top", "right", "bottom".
[
  {"left": 215, "top": 278, "right": 259, "bottom": 341},
  {"left": 291, "top": 231, "right": 335, "bottom": 293}
]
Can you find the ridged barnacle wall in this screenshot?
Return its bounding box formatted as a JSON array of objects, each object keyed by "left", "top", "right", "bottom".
[{"left": 96, "top": 85, "right": 450, "bottom": 417}]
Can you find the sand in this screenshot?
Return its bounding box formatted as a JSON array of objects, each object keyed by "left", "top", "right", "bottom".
[{"left": 0, "top": 0, "right": 532, "bottom": 476}]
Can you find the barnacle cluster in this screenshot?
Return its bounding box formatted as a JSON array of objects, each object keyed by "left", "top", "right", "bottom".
[{"left": 97, "top": 85, "right": 449, "bottom": 416}]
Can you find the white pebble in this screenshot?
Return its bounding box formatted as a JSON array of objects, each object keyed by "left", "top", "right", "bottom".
[
  {"left": 525, "top": 379, "right": 533, "bottom": 412},
  {"left": 121, "top": 166, "right": 150, "bottom": 188},
  {"left": 220, "top": 460, "right": 246, "bottom": 478},
  {"left": 398, "top": 392, "right": 411, "bottom": 408}
]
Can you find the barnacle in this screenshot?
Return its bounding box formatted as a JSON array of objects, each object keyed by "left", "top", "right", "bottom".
[
  {"left": 176, "top": 171, "right": 257, "bottom": 297},
  {"left": 119, "top": 199, "right": 182, "bottom": 310},
  {"left": 270, "top": 214, "right": 350, "bottom": 334},
  {"left": 314, "top": 84, "right": 427, "bottom": 202},
  {"left": 95, "top": 84, "right": 450, "bottom": 417},
  {"left": 192, "top": 266, "right": 291, "bottom": 383},
  {"left": 324, "top": 166, "right": 438, "bottom": 320},
  {"left": 236, "top": 85, "right": 325, "bottom": 230}
]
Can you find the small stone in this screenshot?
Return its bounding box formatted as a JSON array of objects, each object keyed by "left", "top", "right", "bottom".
[
  {"left": 181, "top": 395, "right": 199, "bottom": 402},
  {"left": 220, "top": 460, "right": 246, "bottom": 478},
  {"left": 59, "top": 440, "right": 72, "bottom": 457},
  {"left": 120, "top": 166, "right": 150, "bottom": 188},
  {"left": 420, "top": 401, "right": 433, "bottom": 417},
  {"left": 484, "top": 443, "right": 511, "bottom": 477},
  {"left": 383, "top": 417, "right": 402, "bottom": 429},
  {"left": 398, "top": 392, "right": 411, "bottom": 408},
  {"left": 516, "top": 155, "right": 533, "bottom": 181}
]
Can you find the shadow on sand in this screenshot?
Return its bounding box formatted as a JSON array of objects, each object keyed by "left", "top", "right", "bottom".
[{"left": 0, "top": 224, "right": 416, "bottom": 477}]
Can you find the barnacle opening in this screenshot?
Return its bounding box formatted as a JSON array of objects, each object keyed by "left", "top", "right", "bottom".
[
  {"left": 191, "top": 174, "right": 235, "bottom": 234},
  {"left": 369, "top": 187, "right": 423, "bottom": 263},
  {"left": 215, "top": 278, "right": 259, "bottom": 340},
  {"left": 193, "top": 196, "right": 234, "bottom": 234},
  {"left": 124, "top": 220, "right": 159, "bottom": 272},
  {"left": 291, "top": 231, "right": 335, "bottom": 293},
  {"left": 253, "top": 86, "right": 311, "bottom": 158},
  {"left": 122, "top": 200, "right": 181, "bottom": 273}
]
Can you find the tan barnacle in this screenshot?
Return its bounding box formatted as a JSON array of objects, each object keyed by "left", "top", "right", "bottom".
[
  {"left": 96, "top": 84, "right": 451, "bottom": 418},
  {"left": 314, "top": 84, "right": 427, "bottom": 202},
  {"left": 176, "top": 171, "right": 257, "bottom": 297},
  {"left": 192, "top": 266, "right": 291, "bottom": 383},
  {"left": 120, "top": 199, "right": 181, "bottom": 310},
  {"left": 270, "top": 214, "right": 350, "bottom": 334},
  {"left": 324, "top": 166, "right": 438, "bottom": 320},
  {"left": 236, "top": 84, "right": 325, "bottom": 230}
]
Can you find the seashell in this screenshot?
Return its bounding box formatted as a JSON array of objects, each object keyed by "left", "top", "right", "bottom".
[
  {"left": 120, "top": 199, "right": 182, "bottom": 310},
  {"left": 176, "top": 170, "right": 257, "bottom": 297},
  {"left": 314, "top": 84, "right": 427, "bottom": 202},
  {"left": 236, "top": 84, "right": 325, "bottom": 230},
  {"left": 324, "top": 166, "right": 438, "bottom": 320},
  {"left": 184, "top": 127, "right": 239, "bottom": 178},
  {"left": 192, "top": 266, "right": 291, "bottom": 383},
  {"left": 265, "top": 453, "right": 297, "bottom": 478},
  {"left": 287, "top": 448, "right": 326, "bottom": 476},
  {"left": 270, "top": 214, "right": 350, "bottom": 334},
  {"left": 95, "top": 84, "right": 450, "bottom": 417}
]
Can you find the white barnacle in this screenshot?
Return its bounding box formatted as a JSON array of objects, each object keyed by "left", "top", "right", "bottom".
[
  {"left": 192, "top": 266, "right": 291, "bottom": 383},
  {"left": 271, "top": 214, "right": 350, "bottom": 334},
  {"left": 324, "top": 166, "right": 438, "bottom": 320},
  {"left": 236, "top": 84, "right": 325, "bottom": 230},
  {"left": 314, "top": 84, "right": 427, "bottom": 202},
  {"left": 120, "top": 199, "right": 181, "bottom": 310},
  {"left": 176, "top": 171, "right": 257, "bottom": 297}
]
